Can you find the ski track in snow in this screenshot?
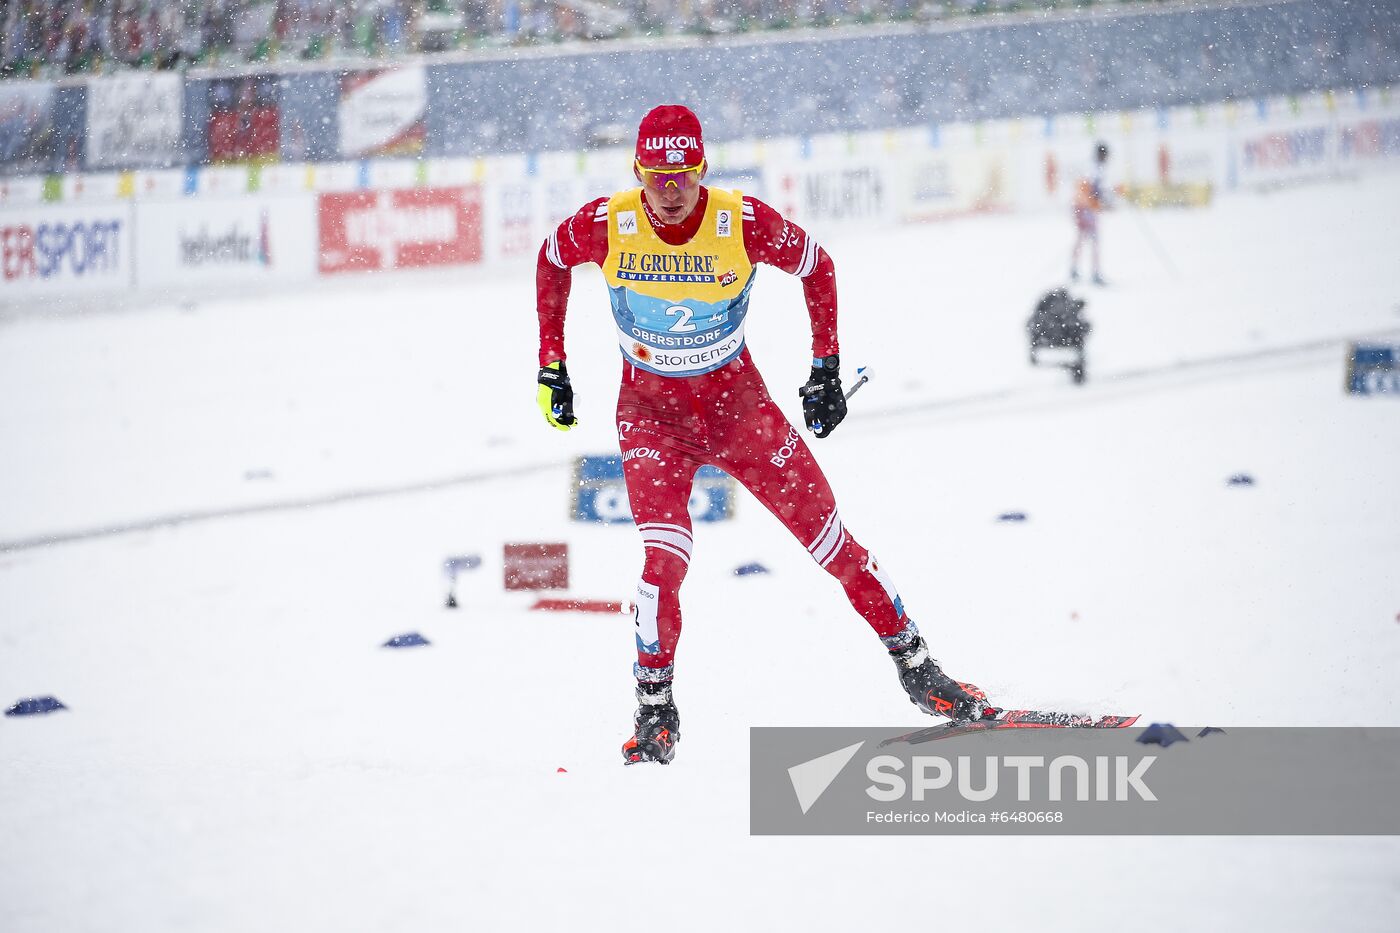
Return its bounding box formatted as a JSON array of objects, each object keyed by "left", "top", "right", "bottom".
[{"left": 2, "top": 175, "right": 1399, "bottom": 931}]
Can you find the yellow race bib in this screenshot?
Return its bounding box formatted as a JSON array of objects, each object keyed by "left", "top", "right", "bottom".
[{"left": 601, "top": 188, "right": 755, "bottom": 377}]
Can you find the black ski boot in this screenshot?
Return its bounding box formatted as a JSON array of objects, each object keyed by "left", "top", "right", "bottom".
[
  {"left": 622, "top": 680, "right": 680, "bottom": 765},
  {"left": 890, "top": 637, "right": 997, "bottom": 722}
]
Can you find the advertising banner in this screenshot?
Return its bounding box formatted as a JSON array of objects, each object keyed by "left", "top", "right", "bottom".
[
  {"left": 130, "top": 169, "right": 189, "bottom": 201},
  {"left": 894, "top": 149, "right": 1012, "bottom": 223},
  {"left": 255, "top": 163, "right": 315, "bottom": 196},
  {"left": 1346, "top": 343, "right": 1400, "bottom": 396},
  {"left": 318, "top": 186, "right": 483, "bottom": 274},
  {"left": 572, "top": 456, "right": 734, "bottom": 524},
  {"left": 85, "top": 73, "right": 183, "bottom": 170},
  {"left": 0, "top": 175, "right": 46, "bottom": 207},
  {"left": 338, "top": 68, "right": 426, "bottom": 159},
  {"left": 1155, "top": 133, "right": 1221, "bottom": 189},
  {"left": 134, "top": 196, "right": 317, "bottom": 289},
  {"left": 536, "top": 172, "right": 626, "bottom": 231},
  {"left": 207, "top": 75, "right": 281, "bottom": 164},
  {"left": 1222, "top": 94, "right": 1400, "bottom": 189},
  {"left": 1033, "top": 127, "right": 1219, "bottom": 213},
  {"left": 194, "top": 165, "right": 253, "bottom": 197},
  {"left": 1336, "top": 115, "right": 1400, "bottom": 168},
  {"left": 503, "top": 543, "right": 569, "bottom": 591},
  {"left": 541, "top": 177, "right": 585, "bottom": 233},
  {"left": 1233, "top": 119, "right": 1334, "bottom": 188},
  {"left": 0, "top": 202, "right": 132, "bottom": 298},
  {"left": 62, "top": 172, "right": 124, "bottom": 202},
  {"left": 764, "top": 162, "right": 891, "bottom": 232},
  {"left": 303, "top": 161, "right": 361, "bottom": 192},
  {"left": 705, "top": 166, "right": 766, "bottom": 200},
  {"left": 0, "top": 82, "right": 56, "bottom": 177},
  {"left": 494, "top": 181, "right": 537, "bottom": 260}
]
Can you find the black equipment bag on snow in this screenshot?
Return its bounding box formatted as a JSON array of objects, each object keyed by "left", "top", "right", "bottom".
[{"left": 1027, "top": 288, "right": 1090, "bottom": 349}]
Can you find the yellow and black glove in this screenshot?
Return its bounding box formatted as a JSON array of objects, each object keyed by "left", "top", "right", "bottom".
[{"left": 536, "top": 360, "right": 578, "bottom": 430}]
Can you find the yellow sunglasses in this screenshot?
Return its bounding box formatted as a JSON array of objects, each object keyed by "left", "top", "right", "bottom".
[{"left": 635, "top": 158, "right": 707, "bottom": 191}]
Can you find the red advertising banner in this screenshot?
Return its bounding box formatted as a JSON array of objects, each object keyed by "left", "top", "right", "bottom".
[
  {"left": 207, "top": 76, "right": 280, "bottom": 164},
  {"left": 503, "top": 543, "right": 569, "bottom": 591},
  {"left": 317, "top": 186, "right": 483, "bottom": 275}
]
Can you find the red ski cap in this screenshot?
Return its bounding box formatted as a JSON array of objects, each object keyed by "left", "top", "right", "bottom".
[{"left": 635, "top": 105, "right": 704, "bottom": 170}]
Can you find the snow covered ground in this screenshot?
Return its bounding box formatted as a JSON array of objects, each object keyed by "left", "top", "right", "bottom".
[{"left": 2, "top": 174, "right": 1399, "bottom": 931}]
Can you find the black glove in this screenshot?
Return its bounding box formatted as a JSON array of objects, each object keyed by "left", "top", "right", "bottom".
[
  {"left": 537, "top": 360, "right": 577, "bottom": 430},
  {"left": 799, "top": 354, "right": 846, "bottom": 438}
]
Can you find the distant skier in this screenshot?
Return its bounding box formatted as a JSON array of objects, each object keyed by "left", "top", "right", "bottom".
[
  {"left": 534, "top": 105, "right": 996, "bottom": 765},
  {"left": 1070, "top": 141, "right": 1111, "bottom": 285}
]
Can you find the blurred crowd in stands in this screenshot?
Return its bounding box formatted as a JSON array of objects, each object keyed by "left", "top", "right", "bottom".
[{"left": 1, "top": 0, "right": 1157, "bottom": 79}]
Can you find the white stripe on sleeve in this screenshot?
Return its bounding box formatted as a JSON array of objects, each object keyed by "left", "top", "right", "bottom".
[{"left": 796, "top": 236, "right": 819, "bottom": 278}]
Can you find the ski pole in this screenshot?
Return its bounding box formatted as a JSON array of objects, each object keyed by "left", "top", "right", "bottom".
[
  {"left": 1123, "top": 198, "right": 1181, "bottom": 280},
  {"left": 844, "top": 365, "right": 873, "bottom": 401}
]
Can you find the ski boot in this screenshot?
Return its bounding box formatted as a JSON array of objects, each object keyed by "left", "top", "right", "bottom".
[
  {"left": 889, "top": 636, "right": 998, "bottom": 722},
  {"left": 622, "top": 680, "right": 680, "bottom": 765}
]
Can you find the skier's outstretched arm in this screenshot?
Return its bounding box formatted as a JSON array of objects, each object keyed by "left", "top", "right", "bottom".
[
  {"left": 535, "top": 197, "right": 609, "bottom": 430},
  {"left": 741, "top": 196, "right": 847, "bottom": 437}
]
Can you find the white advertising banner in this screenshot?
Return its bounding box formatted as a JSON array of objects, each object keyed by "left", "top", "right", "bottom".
[
  {"left": 338, "top": 68, "right": 426, "bottom": 159},
  {"left": 134, "top": 195, "right": 317, "bottom": 289},
  {"left": 1231, "top": 112, "right": 1400, "bottom": 190},
  {"left": 256, "top": 163, "right": 312, "bottom": 196},
  {"left": 62, "top": 172, "right": 124, "bottom": 201},
  {"left": 131, "top": 169, "right": 188, "bottom": 200},
  {"left": 195, "top": 165, "right": 253, "bottom": 197},
  {"left": 762, "top": 161, "right": 893, "bottom": 235},
  {"left": 0, "top": 174, "right": 47, "bottom": 207},
  {"left": 893, "top": 147, "right": 1014, "bottom": 222},
  {"left": 1231, "top": 115, "right": 1336, "bottom": 189},
  {"left": 6, "top": 83, "right": 1393, "bottom": 304},
  {"left": 1334, "top": 111, "right": 1400, "bottom": 170},
  {"left": 1155, "top": 128, "right": 1223, "bottom": 189},
  {"left": 489, "top": 178, "right": 538, "bottom": 262},
  {"left": 86, "top": 73, "right": 184, "bottom": 169},
  {"left": 305, "top": 161, "right": 361, "bottom": 192},
  {"left": 0, "top": 201, "right": 132, "bottom": 298}
]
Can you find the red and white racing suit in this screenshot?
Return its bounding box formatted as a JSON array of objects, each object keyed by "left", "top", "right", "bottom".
[{"left": 537, "top": 188, "right": 913, "bottom": 678}]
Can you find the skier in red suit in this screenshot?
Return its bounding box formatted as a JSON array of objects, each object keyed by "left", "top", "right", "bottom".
[{"left": 535, "top": 105, "right": 996, "bottom": 764}]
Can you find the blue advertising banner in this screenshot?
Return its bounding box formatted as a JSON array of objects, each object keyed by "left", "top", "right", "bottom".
[
  {"left": 1346, "top": 343, "right": 1400, "bottom": 396},
  {"left": 572, "top": 455, "right": 734, "bottom": 524}
]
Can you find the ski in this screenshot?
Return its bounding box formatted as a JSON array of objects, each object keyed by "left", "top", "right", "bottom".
[{"left": 878, "top": 710, "right": 1140, "bottom": 747}]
